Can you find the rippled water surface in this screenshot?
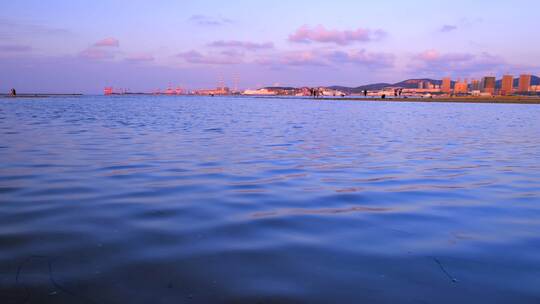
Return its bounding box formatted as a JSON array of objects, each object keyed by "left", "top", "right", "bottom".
[{"left": 1, "top": 96, "right": 539, "bottom": 303}]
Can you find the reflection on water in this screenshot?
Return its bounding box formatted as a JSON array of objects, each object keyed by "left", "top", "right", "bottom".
[
  {"left": 252, "top": 205, "right": 393, "bottom": 218},
  {"left": 0, "top": 96, "right": 539, "bottom": 303}
]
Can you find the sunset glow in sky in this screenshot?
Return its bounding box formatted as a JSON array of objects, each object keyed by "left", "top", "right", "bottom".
[{"left": 1, "top": 0, "right": 539, "bottom": 93}]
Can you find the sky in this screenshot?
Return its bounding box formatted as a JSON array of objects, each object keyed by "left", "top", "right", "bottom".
[{"left": 1, "top": 0, "right": 539, "bottom": 93}]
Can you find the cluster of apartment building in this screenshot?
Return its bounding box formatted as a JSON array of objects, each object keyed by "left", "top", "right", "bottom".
[{"left": 439, "top": 74, "right": 536, "bottom": 96}]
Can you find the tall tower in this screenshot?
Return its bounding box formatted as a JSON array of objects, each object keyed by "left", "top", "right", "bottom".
[
  {"left": 470, "top": 79, "right": 480, "bottom": 91},
  {"left": 481, "top": 76, "right": 496, "bottom": 94},
  {"left": 232, "top": 73, "right": 240, "bottom": 93},
  {"left": 454, "top": 79, "right": 468, "bottom": 94},
  {"left": 518, "top": 74, "right": 532, "bottom": 93},
  {"left": 441, "top": 77, "right": 452, "bottom": 93},
  {"left": 501, "top": 75, "right": 514, "bottom": 96},
  {"left": 218, "top": 73, "right": 225, "bottom": 90}
]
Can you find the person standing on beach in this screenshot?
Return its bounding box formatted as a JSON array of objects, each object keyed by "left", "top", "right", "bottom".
[{"left": 10, "top": 88, "right": 17, "bottom": 96}]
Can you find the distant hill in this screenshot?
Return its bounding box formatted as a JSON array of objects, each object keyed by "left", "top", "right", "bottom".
[
  {"left": 264, "top": 86, "right": 297, "bottom": 91},
  {"left": 392, "top": 79, "right": 443, "bottom": 88},
  {"left": 329, "top": 83, "right": 390, "bottom": 94},
  {"left": 329, "top": 79, "right": 442, "bottom": 94}
]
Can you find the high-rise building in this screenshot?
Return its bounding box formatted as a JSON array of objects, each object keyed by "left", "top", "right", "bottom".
[
  {"left": 470, "top": 79, "right": 481, "bottom": 91},
  {"left": 417, "top": 81, "right": 433, "bottom": 90},
  {"left": 232, "top": 73, "right": 240, "bottom": 93},
  {"left": 454, "top": 79, "right": 468, "bottom": 94},
  {"left": 481, "top": 76, "right": 496, "bottom": 94},
  {"left": 518, "top": 74, "right": 532, "bottom": 93},
  {"left": 441, "top": 77, "right": 452, "bottom": 93},
  {"left": 501, "top": 75, "right": 514, "bottom": 95}
]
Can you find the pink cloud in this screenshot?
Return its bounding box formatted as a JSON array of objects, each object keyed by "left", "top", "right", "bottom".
[
  {"left": 94, "top": 38, "right": 120, "bottom": 47},
  {"left": 208, "top": 40, "right": 274, "bottom": 50},
  {"left": 289, "top": 25, "right": 386, "bottom": 45},
  {"left": 79, "top": 48, "right": 116, "bottom": 60},
  {"left": 257, "top": 49, "right": 394, "bottom": 68},
  {"left": 415, "top": 49, "right": 474, "bottom": 62},
  {"left": 416, "top": 49, "right": 441, "bottom": 61},
  {"left": 256, "top": 51, "right": 327, "bottom": 67},
  {"left": 281, "top": 51, "right": 327, "bottom": 66},
  {"left": 177, "top": 50, "right": 242, "bottom": 65},
  {"left": 326, "top": 50, "right": 394, "bottom": 68},
  {"left": 220, "top": 49, "right": 244, "bottom": 57},
  {"left": 409, "top": 49, "right": 506, "bottom": 77},
  {"left": 79, "top": 38, "right": 120, "bottom": 60}
]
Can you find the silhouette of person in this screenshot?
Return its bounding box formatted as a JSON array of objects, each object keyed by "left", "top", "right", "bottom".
[{"left": 10, "top": 88, "right": 16, "bottom": 96}]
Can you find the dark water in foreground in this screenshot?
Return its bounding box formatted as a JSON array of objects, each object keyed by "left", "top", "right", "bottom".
[{"left": 0, "top": 96, "right": 539, "bottom": 303}]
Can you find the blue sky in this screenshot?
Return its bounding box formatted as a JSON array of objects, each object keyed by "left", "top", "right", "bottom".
[{"left": 1, "top": 0, "right": 539, "bottom": 93}]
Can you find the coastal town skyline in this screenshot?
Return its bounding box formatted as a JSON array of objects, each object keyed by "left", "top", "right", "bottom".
[
  {"left": 104, "top": 73, "right": 540, "bottom": 97},
  {"left": 1, "top": 0, "right": 540, "bottom": 93}
]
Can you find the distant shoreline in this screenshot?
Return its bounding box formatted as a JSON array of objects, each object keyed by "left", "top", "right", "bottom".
[
  {"left": 0, "top": 94, "right": 83, "bottom": 98},
  {"left": 311, "top": 96, "right": 540, "bottom": 105},
  {"left": 257, "top": 95, "right": 540, "bottom": 105},
  {"left": 2, "top": 94, "right": 539, "bottom": 105}
]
